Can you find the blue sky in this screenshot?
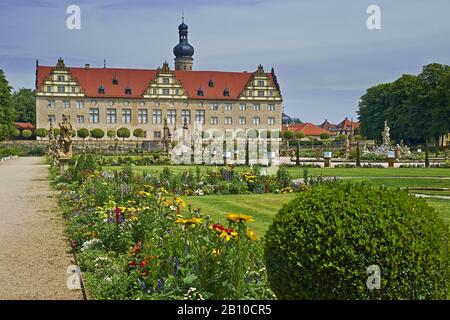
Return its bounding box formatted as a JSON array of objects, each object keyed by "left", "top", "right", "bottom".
[{"left": 0, "top": 0, "right": 449, "bottom": 123}]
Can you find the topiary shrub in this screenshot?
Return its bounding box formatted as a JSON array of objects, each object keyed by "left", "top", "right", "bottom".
[
  {"left": 264, "top": 182, "right": 449, "bottom": 299},
  {"left": 90, "top": 128, "right": 105, "bottom": 140},
  {"left": 21, "top": 129, "right": 32, "bottom": 139},
  {"left": 77, "top": 128, "right": 89, "bottom": 140}
]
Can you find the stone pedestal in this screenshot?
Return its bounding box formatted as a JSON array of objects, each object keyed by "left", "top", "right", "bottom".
[
  {"left": 59, "top": 158, "right": 70, "bottom": 175},
  {"left": 388, "top": 159, "right": 395, "bottom": 168}
]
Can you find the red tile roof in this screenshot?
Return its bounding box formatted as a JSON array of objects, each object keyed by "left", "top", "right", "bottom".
[
  {"left": 338, "top": 117, "right": 359, "bottom": 130},
  {"left": 37, "top": 66, "right": 273, "bottom": 100},
  {"left": 15, "top": 122, "right": 35, "bottom": 130},
  {"left": 282, "top": 123, "right": 331, "bottom": 136}
]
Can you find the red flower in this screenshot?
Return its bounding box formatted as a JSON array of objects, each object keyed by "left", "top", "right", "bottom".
[
  {"left": 128, "top": 261, "right": 137, "bottom": 267},
  {"left": 130, "top": 241, "right": 142, "bottom": 255},
  {"left": 139, "top": 260, "right": 148, "bottom": 268},
  {"left": 115, "top": 207, "right": 121, "bottom": 224}
]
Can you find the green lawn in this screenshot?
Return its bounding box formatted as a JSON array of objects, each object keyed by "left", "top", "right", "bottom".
[
  {"left": 185, "top": 193, "right": 450, "bottom": 237},
  {"left": 184, "top": 194, "right": 296, "bottom": 236},
  {"left": 295, "top": 167, "right": 450, "bottom": 178}
]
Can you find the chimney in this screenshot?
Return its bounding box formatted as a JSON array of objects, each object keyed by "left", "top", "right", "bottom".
[{"left": 85, "top": 64, "right": 90, "bottom": 69}]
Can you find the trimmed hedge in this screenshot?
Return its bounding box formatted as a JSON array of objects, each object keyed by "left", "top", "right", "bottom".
[{"left": 264, "top": 182, "right": 449, "bottom": 299}]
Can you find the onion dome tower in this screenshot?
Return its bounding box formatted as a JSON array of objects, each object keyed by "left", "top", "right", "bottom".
[{"left": 173, "top": 15, "right": 194, "bottom": 70}]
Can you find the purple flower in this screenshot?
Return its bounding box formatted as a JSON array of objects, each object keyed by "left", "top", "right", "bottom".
[
  {"left": 157, "top": 278, "right": 164, "bottom": 291},
  {"left": 173, "top": 256, "right": 179, "bottom": 276},
  {"left": 137, "top": 278, "right": 146, "bottom": 291}
]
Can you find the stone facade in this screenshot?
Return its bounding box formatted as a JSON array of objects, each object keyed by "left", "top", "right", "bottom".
[
  {"left": 35, "top": 19, "right": 283, "bottom": 141},
  {"left": 36, "top": 62, "right": 282, "bottom": 141}
]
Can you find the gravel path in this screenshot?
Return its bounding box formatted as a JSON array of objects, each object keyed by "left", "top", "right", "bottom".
[{"left": 0, "top": 157, "right": 81, "bottom": 300}]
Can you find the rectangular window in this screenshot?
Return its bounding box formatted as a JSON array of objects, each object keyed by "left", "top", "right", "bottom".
[
  {"left": 175, "top": 88, "right": 180, "bottom": 95},
  {"left": 162, "top": 88, "right": 170, "bottom": 95},
  {"left": 57, "top": 75, "right": 65, "bottom": 82},
  {"left": 248, "top": 90, "right": 253, "bottom": 96},
  {"left": 76, "top": 115, "right": 84, "bottom": 124},
  {"left": 162, "top": 77, "right": 170, "bottom": 84},
  {"left": 253, "top": 117, "right": 260, "bottom": 125},
  {"left": 211, "top": 103, "right": 218, "bottom": 111},
  {"left": 195, "top": 110, "right": 205, "bottom": 124},
  {"left": 181, "top": 109, "right": 191, "bottom": 124},
  {"left": 138, "top": 109, "right": 148, "bottom": 124},
  {"left": 253, "top": 104, "right": 261, "bottom": 111},
  {"left": 152, "top": 88, "right": 157, "bottom": 94},
  {"left": 122, "top": 109, "right": 132, "bottom": 124},
  {"left": 167, "top": 109, "right": 176, "bottom": 124},
  {"left": 48, "top": 114, "right": 56, "bottom": 123},
  {"left": 225, "top": 117, "right": 232, "bottom": 125},
  {"left": 258, "top": 80, "right": 265, "bottom": 87},
  {"left": 76, "top": 101, "right": 84, "bottom": 109},
  {"left": 47, "top": 86, "right": 52, "bottom": 93},
  {"left": 239, "top": 103, "right": 246, "bottom": 111},
  {"left": 47, "top": 100, "right": 55, "bottom": 108},
  {"left": 71, "top": 86, "right": 76, "bottom": 93},
  {"left": 210, "top": 117, "right": 218, "bottom": 125},
  {"left": 154, "top": 131, "right": 161, "bottom": 139},
  {"left": 89, "top": 108, "right": 99, "bottom": 123},
  {"left": 268, "top": 117, "right": 275, "bottom": 125},
  {"left": 257, "top": 90, "right": 265, "bottom": 97},
  {"left": 63, "top": 100, "right": 70, "bottom": 108},
  {"left": 269, "top": 90, "right": 273, "bottom": 96},
  {"left": 153, "top": 109, "right": 162, "bottom": 124},
  {"left": 107, "top": 108, "right": 117, "bottom": 124},
  {"left": 224, "top": 103, "right": 232, "bottom": 111},
  {"left": 57, "top": 86, "right": 65, "bottom": 93},
  {"left": 268, "top": 104, "right": 275, "bottom": 111},
  {"left": 239, "top": 117, "right": 246, "bottom": 125}
]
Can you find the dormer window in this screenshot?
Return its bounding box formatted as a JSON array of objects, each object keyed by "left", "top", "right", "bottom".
[
  {"left": 112, "top": 78, "right": 118, "bottom": 85},
  {"left": 98, "top": 85, "right": 105, "bottom": 94},
  {"left": 223, "top": 88, "right": 230, "bottom": 96},
  {"left": 197, "top": 87, "right": 204, "bottom": 96},
  {"left": 208, "top": 79, "right": 214, "bottom": 87},
  {"left": 125, "top": 87, "right": 132, "bottom": 95}
]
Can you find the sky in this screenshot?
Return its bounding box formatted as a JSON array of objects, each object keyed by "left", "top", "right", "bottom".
[{"left": 0, "top": 0, "right": 449, "bottom": 124}]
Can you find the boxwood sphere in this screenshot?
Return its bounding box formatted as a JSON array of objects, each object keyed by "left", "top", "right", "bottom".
[{"left": 264, "top": 182, "right": 449, "bottom": 299}]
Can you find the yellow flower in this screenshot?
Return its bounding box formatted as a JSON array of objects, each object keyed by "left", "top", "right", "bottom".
[
  {"left": 174, "top": 197, "right": 186, "bottom": 208},
  {"left": 227, "top": 213, "right": 255, "bottom": 223},
  {"left": 212, "top": 249, "right": 221, "bottom": 256},
  {"left": 246, "top": 227, "right": 259, "bottom": 241},
  {"left": 176, "top": 217, "right": 203, "bottom": 227},
  {"left": 138, "top": 191, "right": 151, "bottom": 197},
  {"left": 119, "top": 206, "right": 126, "bottom": 213},
  {"left": 221, "top": 230, "right": 238, "bottom": 241}
]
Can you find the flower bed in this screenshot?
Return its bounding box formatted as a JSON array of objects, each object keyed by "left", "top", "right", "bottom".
[{"left": 56, "top": 162, "right": 276, "bottom": 300}]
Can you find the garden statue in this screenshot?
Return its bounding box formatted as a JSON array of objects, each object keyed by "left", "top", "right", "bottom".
[
  {"left": 57, "top": 114, "right": 73, "bottom": 160},
  {"left": 382, "top": 120, "right": 390, "bottom": 146},
  {"left": 395, "top": 144, "right": 402, "bottom": 159},
  {"left": 345, "top": 137, "right": 351, "bottom": 159},
  {"left": 162, "top": 118, "right": 172, "bottom": 156}
]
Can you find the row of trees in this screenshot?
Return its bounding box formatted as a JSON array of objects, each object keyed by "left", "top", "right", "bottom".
[
  {"left": 358, "top": 63, "right": 450, "bottom": 146},
  {"left": 0, "top": 69, "right": 36, "bottom": 141},
  {"left": 34, "top": 127, "right": 146, "bottom": 141}
]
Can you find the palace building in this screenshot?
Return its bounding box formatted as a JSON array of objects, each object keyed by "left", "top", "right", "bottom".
[{"left": 35, "top": 19, "right": 283, "bottom": 140}]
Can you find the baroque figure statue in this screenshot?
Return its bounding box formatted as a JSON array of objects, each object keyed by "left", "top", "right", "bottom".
[{"left": 58, "top": 114, "right": 73, "bottom": 159}]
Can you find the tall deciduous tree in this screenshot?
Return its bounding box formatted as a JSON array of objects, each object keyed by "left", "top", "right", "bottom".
[
  {"left": 358, "top": 63, "right": 449, "bottom": 145},
  {"left": 0, "top": 69, "right": 15, "bottom": 140},
  {"left": 12, "top": 88, "right": 35, "bottom": 124}
]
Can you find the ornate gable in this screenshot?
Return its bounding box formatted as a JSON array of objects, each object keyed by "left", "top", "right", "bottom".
[
  {"left": 36, "top": 58, "right": 85, "bottom": 97},
  {"left": 143, "top": 62, "right": 188, "bottom": 99},
  {"left": 239, "top": 65, "right": 282, "bottom": 102}
]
